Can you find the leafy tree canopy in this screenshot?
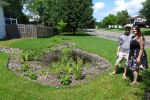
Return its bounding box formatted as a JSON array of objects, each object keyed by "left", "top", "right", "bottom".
[
  {"left": 26, "top": 0, "right": 95, "bottom": 34},
  {"left": 140, "top": 0, "right": 150, "bottom": 25},
  {"left": 3, "top": 0, "right": 29, "bottom": 24}
]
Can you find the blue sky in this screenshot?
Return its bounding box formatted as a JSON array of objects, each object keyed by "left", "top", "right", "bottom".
[{"left": 93, "top": 0, "right": 146, "bottom": 22}]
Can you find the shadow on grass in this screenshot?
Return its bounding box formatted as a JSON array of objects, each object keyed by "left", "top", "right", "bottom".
[
  {"left": 117, "top": 67, "right": 134, "bottom": 80},
  {"left": 117, "top": 67, "right": 144, "bottom": 82},
  {"left": 140, "top": 70, "right": 150, "bottom": 99},
  {"left": 0, "top": 38, "right": 11, "bottom": 41},
  {"left": 62, "top": 33, "right": 95, "bottom": 37},
  {"left": 0, "top": 34, "right": 56, "bottom": 42}
]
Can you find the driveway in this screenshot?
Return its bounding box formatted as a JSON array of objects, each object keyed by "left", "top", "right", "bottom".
[{"left": 86, "top": 29, "right": 150, "bottom": 48}]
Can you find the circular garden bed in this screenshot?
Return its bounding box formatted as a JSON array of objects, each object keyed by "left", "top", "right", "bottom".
[{"left": 8, "top": 42, "right": 111, "bottom": 86}]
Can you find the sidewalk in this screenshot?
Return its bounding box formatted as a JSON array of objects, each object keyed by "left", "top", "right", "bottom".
[{"left": 87, "top": 29, "right": 150, "bottom": 48}]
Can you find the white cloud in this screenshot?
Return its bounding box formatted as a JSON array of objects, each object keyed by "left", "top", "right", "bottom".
[
  {"left": 93, "top": 2, "right": 105, "bottom": 13},
  {"left": 93, "top": 0, "right": 146, "bottom": 21},
  {"left": 112, "top": 0, "right": 146, "bottom": 15}
]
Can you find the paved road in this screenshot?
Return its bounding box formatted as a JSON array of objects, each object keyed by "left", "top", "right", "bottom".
[{"left": 86, "top": 29, "right": 150, "bottom": 48}]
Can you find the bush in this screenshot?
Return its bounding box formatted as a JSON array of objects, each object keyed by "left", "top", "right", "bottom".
[
  {"left": 60, "top": 75, "right": 71, "bottom": 85},
  {"left": 49, "top": 47, "right": 84, "bottom": 85},
  {"left": 24, "top": 72, "right": 38, "bottom": 80},
  {"left": 57, "top": 20, "right": 67, "bottom": 33},
  {"left": 20, "top": 63, "right": 30, "bottom": 72},
  {"left": 20, "top": 49, "right": 42, "bottom": 62},
  {"left": 30, "top": 73, "right": 38, "bottom": 80},
  {"left": 74, "top": 58, "right": 83, "bottom": 80},
  {"left": 51, "top": 38, "right": 62, "bottom": 45},
  {"left": 20, "top": 50, "right": 30, "bottom": 63}
]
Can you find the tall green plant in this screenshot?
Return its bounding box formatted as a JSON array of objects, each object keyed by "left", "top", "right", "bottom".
[
  {"left": 57, "top": 20, "right": 67, "bottom": 33},
  {"left": 74, "top": 57, "right": 83, "bottom": 80}
]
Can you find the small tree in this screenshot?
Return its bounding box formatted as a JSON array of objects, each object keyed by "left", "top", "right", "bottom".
[
  {"left": 117, "top": 10, "right": 129, "bottom": 26},
  {"left": 62, "top": 0, "right": 94, "bottom": 35},
  {"left": 102, "top": 14, "right": 117, "bottom": 28},
  {"left": 57, "top": 20, "right": 67, "bottom": 33}
]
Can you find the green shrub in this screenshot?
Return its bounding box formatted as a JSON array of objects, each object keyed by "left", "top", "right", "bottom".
[
  {"left": 60, "top": 75, "right": 71, "bottom": 85},
  {"left": 74, "top": 69, "right": 82, "bottom": 80},
  {"left": 74, "top": 58, "right": 83, "bottom": 80},
  {"left": 50, "top": 48, "right": 84, "bottom": 81},
  {"left": 63, "top": 58, "right": 74, "bottom": 74},
  {"left": 61, "top": 48, "right": 72, "bottom": 56},
  {"left": 24, "top": 71, "right": 31, "bottom": 77},
  {"left": 50, "top": 62, "right": 62, "bottom": 74},
  {"left": 51, "top": 38, "right": 62, "bottom": 44},
  {"left": 20, "top": 49, "right": 42, "bottom": 62},
  {"left": 30, "top": 73, "right": 38, "bottom": 80},
  {"left": 20, "top": 63, "right": 30, "bottom": 72},
  {"left": 57, "top": 20, "right": 67, "bottom": 33},
  {"left": 20, "top": 50, "right": 29, "bottom": 63},
  {"left": 24, "top": 72, "right": 37, "bottom": 80},
  {"left": 40, "top": 67, "right": 51, "bottom": 75}
]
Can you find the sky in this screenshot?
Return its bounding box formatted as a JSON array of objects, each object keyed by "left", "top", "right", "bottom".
[{"left": 93, "top": 0, "right": 146, "bottom": 22}]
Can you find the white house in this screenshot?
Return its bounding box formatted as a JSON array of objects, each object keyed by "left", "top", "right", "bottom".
[
  {"left": 128, "top": 16, "right": 147, "bottom": 27},
  {"left": 0, "top": 1, "right": 8, "bottom": 39}
]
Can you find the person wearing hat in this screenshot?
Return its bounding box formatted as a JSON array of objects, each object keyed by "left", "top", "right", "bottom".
[{"left": 110, "top": 24, "right": 133, "bottom": 78}]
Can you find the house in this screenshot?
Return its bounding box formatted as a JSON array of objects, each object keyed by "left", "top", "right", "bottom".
[
  {"left": 128, "top": 16, "right": 147, "bottom": 27},
  {"left": 0, "top": 1, "right": 8, "bottom": 39},
  {"left": 5, "top": 17, "right": 18, "bottom": 24}
]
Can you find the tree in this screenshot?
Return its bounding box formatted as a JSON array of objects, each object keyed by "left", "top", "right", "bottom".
[
  {"left": 3, "top": 0, "right": 29, "bottom": 24},
  {"left": 102, "top": 14, "right": 117, "bottom": 28},
  {"left": 140, "top": 0, "right": 150, "bottom": 26},
  {"left": 117, "top": 10, "right": 129, "bottom": 26},
  {"left": 26, "top": 0, "right": 94, "bottom": 34},
  {"left": 60, "top": 0, "right": 94, "bottom": 34}
]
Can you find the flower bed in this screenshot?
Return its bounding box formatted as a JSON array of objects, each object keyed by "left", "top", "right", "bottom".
[{"left": 8, "top": 43, "right": 111, "bottom": 86}]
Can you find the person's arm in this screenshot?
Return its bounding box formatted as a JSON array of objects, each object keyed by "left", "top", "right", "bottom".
[
  {"left": 137, "top": 36, "right": 145, "bottom": 64},
  {"left": 117, "top": 46, "right": 120, "bottom": 57}
]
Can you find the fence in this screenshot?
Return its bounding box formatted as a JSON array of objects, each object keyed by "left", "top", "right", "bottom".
[{"left": 6, "top": 24, "right": 56, "bottom": 38}]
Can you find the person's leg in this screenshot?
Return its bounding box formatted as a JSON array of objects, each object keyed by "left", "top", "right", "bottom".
[
  {"left": 122, "top": 67, "right": 127, "bottom": 78},
  {"left": 123, "top": 53, "right": 129, "bottom": 78},
  {"left": 131, "top": 70, "right": 139, "bottom": 85},
  {"left": 110, "top": 52, "right": 123, "bottom": 75},
  {"left": 112, "top": 64, "right": 119, "bottom": 74}
]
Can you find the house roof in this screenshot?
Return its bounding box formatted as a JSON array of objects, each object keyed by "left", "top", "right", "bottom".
[
  {"left": 0, "top": 0, "right": 9, "bottom": 6},
  {"left": 128, "top": 16, "right": 141, "bottom": 20}
]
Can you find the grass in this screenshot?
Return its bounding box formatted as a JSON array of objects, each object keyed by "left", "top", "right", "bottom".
[
  {"left": 98, "top": 28, "right": 150, "bottom": 35},
  {"left": 0, "top": 32, "right": 150, "bottom": 99}
]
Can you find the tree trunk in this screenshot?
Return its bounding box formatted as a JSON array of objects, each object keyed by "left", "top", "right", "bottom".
[{"left": 72, "top": 27, "right": 76, "bottom": 35}]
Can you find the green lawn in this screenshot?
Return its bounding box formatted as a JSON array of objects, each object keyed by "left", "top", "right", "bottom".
[
  {"left": 0, "top": 33, "right": 150, "bottom": 100},
  {"left": 98, "top": 28, "right": 150, "bottom": 35}
]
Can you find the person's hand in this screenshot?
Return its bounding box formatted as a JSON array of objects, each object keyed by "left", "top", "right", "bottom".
[{"left": 136, "top": 57, "right": 141, "bottom": 64}]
